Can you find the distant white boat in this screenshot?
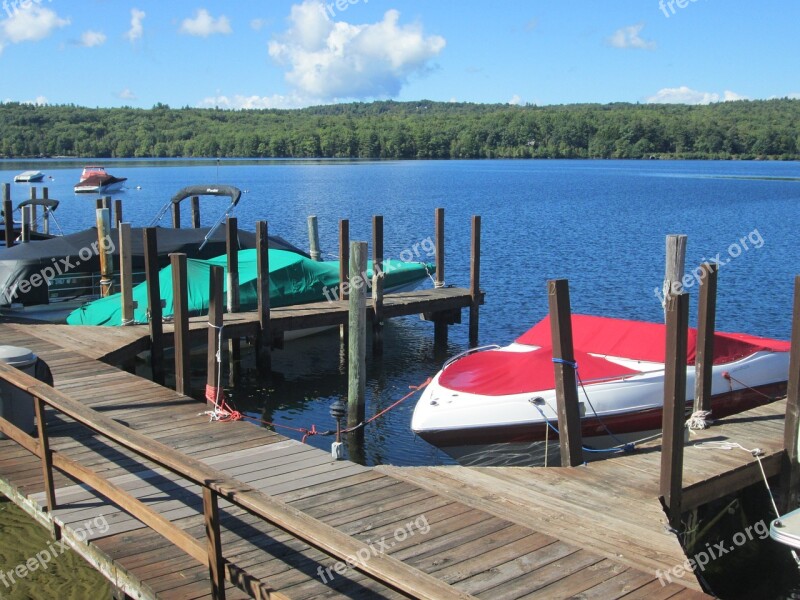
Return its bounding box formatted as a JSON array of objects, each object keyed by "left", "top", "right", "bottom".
[{"left": 14, "top": 171, "right": 45, "bottom": 183}]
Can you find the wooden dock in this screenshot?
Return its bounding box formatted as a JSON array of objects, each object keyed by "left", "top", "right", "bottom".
[
  {"left": 0, "top": 320, "right": 724, "bottom": 599},
  {"left": 0, "top": 287, "right": 479, "bottom": 365}
]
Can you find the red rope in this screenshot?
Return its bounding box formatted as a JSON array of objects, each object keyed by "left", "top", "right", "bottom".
[{"left": 203, "top": 377, "right": 433, "bottom": 443}]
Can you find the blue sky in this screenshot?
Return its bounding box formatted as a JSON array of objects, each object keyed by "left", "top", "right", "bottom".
[{"left": 1, "top": 0, "right": 798, "bottom": 109}]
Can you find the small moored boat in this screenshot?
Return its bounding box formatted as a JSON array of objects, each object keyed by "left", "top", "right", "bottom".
[
  {"left": 411, "top": 315, "right": 791, "bottom": 465},
  {"left": 14, "top": 171, "right": 45, "bottom": 183},
  {"left": 74, "top": 166, "right": 127, "bottom": 194}
]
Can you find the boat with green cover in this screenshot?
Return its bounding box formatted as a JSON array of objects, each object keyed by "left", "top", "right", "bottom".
[{"left": 65, "top": 248, "right": 434, "bottom": 326}]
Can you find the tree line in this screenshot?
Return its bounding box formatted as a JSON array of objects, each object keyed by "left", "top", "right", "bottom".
[{"left": 1, "top": 98, "right": 799, "bottom": 160}]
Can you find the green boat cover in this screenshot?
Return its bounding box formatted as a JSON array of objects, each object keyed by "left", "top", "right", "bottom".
[{"left": 66, "top": 249, "right": 434, "bottom": 326}]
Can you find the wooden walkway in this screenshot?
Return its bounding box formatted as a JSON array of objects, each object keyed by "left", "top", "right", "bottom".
[
  {"left": 0, "top": 319, "right": 719, "bottom": 599},
  {"left": 382, "top": 399, "right": 787, "bottom": 585},
  {"left": 9, "top": 287, "right": 477, "bottom": 364}
]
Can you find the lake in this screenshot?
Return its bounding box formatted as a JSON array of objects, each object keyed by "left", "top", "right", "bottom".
[
  {"left": 1, "top": 158, "right": 799, "bottom": 598},
  {"left": 1, "top": 158, "right": 798, "bottom": 465}
]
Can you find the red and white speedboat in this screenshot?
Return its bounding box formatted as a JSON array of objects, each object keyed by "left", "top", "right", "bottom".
[
  {"left": 411, "top": 315, "right": 791, "bottom": 465},
  {"left": 74, "top": 166, "right": 127, "bottom": 194}
]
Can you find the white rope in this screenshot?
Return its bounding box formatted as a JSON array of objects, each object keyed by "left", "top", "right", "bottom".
[
  {"left": 200, "top": 322, "right": 228, "bottom": 422},
  {"left": 687, "top": 410, "right": 714, "bottom": 430}
]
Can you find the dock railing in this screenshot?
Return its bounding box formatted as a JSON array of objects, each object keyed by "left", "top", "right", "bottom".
[{"left": 0, "top": 361, "right": 474, "bottom": 600}]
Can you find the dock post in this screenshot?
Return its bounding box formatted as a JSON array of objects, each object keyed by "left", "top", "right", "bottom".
[
  {"left": 469, "top": 215, "right": 482, "bottom": 348},
  {"left": 226, "top": 217, "right": 240, "bottom": 385},
  {"left": 661, "top": 292, "right": 690, "bottom": 529},
  {"left": 782, "top": 276, "right": 800, "bottom": 512},
  {"left": 20, "top": 205, "right": 30, "bottom": 243},
  {"left": 29, "top": 187, "right": 37, "bottom": 232},
  {"left": 347, "top": 241, "right": 368, "bottom": 428},
  {"left": 42, "top": 187, "right": 50, "bottom": 235},
  {"left": 3, "top": 184, "right": 13, "bottom": 247},
  {"left": 171, "top": 253, "right": 190, "bottom": 397},
  {"left": 33, "top": 397, "right": 58, "bottom": 538},
  {"left": 693, "top": 262, "right": 718, "bottom": 415},
  {"left": 255, "top": 221, "right": 271, "bottom": 373},
  {"left": 548, "top": 279, "right": 583, "bottom": 467},
  {"left": 339, "top": 219, "right": 350, "bottom": 343},
  {"left": 119, "top": 223, "right": 136, "bottom": 325},
  {"left": 143, "top": 228, "right": 165, "bottom": 386},
  {"left": 202, "top": 488, "right": 226, "bottom": 600},
  {"left": 434, "top": 208, "right": 448, "bottom": 347},
  {"left": 372, "top": 215, "right": 384, "bottom": 355},
  {"left": 191, "top": 196, "right": 200, "bottom": 228},
  {"left": 308, "top": 215, "right": 322, "bottom": 261},
  {"left": 96, "top": 208, "right": 113, "bottom": 297},
  {"left": 172, "top": 200, "right": 181, "bottom": 229},
  {"left": 206, "top": 265, "right": 224, "bottom": 409},
  {"left": 662, "top": 234, "right": 687, "bottom": 321},
  {"left": 114, "top": 198, "right": 123, "bottom": 228}
]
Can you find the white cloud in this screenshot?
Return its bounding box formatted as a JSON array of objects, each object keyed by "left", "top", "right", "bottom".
[
  {"left": 198, "top": 93, "right": 310, "bottom": 110},
  {"left": 645, "top": 86, "right": 748, "bottom": 105},
  {"left": 607, "top": 23, "right": 656, "bottom": 50},
  {"left": 251, "top": 18, "right": 270, "bottom": 31},
  {"left": 508, "top": 94, "right": 522, "bottom": 105},
  {"left": 180, "top": 9, "right": 232, "bottom": 37},
  {"left": 21, "top": 96, "right": 48, "bottom": 106},
  {"left": 80, "top": 30, "right": 106, "bottom": 47},
  {"left": 117, "top": 88, "right": 136, "bottom": 100},
  {"left": 268, "top": 0, "right": 445, "bottom": 100},
  {"left": 788, "top": 93, "right": 800, "bottom": 99},
  {"left": 125, "top": 9, "right": 146, "bottom": 43},
  {"left": 0, "top": 5, "right": 69, "bottom": 48},
  {"left": 524, "top": 18, "right": 539, "bottom": 32}
]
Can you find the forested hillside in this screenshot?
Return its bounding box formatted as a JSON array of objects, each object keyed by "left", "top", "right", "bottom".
[{"left": 1, "top": 99, "right": 798, "bottom": 160}]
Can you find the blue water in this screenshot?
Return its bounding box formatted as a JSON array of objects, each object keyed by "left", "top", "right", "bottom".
[
  {"left": 1, "top": 158, "right": 799, "bottom": 466},
  {"left": 2, "top": 158, "right": 800, "bottom": 599}
]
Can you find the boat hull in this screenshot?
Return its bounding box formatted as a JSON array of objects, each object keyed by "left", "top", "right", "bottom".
[
  {"left": 411, "top": 332, "right": 791, "bottom": 466},
  {"left": 74, "top": 179, "right": 126, "bottom": 194}
]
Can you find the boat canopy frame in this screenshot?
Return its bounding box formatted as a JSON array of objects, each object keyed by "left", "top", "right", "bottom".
[{"left": 149, "top": 184, "right": 242, "bottom": 250}]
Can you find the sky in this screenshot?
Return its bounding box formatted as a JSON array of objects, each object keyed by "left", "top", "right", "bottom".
[{"left": 0, "top": 0, "right": 798, "bottom": 110}]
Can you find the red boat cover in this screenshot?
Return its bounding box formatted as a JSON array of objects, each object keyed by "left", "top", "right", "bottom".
[
  {"left": 438, "top": 347, "right": 641, "bottom": 396},
  {"left": 438, "top": 315, "right": 790, "bottom": 397},
  {"left": 516, "top": 315, "right": 791, "bottom": 365}
]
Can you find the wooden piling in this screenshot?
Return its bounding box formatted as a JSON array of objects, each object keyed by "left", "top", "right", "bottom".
[
  {"left": 3, "top": 184, "right": 14, "bottom": 247},
  {"left": 206, "top": 265, "right": 224, "bottom": 409},
  {"left": 782, "top": 275, "right": 800, "bottom": 512},
  {"left": 433, "top": 208, "right": 448, "bottom": 346},
  {"left": 548, "top": 279, "right": 583, "bottom": 467},
  {"left": 20, "top": 205, "right": 30, "bottom": 243},
  {"left": 42, "top": 187, "right": 50, "bottom": 235},
  {"left": 171, "top": 253, "right": 190, "bottom": 397},
  {"left": 339, "top": 219, "right": 350, "bottom": 343},
  {"left": 118, "top": 223, "right": 136, "bottom": 325},
  {"left": 103, "top": 195, "right": 111, "bottom": 211},
  {"left": 114, "top": 199, "right": 123, "bottom": 228},
  {"left": 95, "top": 198, "right": 103, "bottom": 211},
  {"left": 172, "top": 200, "right": 181, "bottom": 229},
  {"left": 96, "top": 208, "right": 113, "bottom": 297},
  {"left": 307, "top": 215, "right": 322, "bottom": 261},
  {"left": 661, "top": 292, "right": 690, "bottom": 529},
  {"left": 469, "top": 215, "right": 481, "bottom": 348},
  {"left": 226, "top": 217, "right": 240, "bottom": 385},
  {"left": 191, "top": 196, "right": 200, "bottom": 228},
  {"left": 663, "top": 234, "right": 687, "bottom": 320},
  {"left": 372, "top": 215, "right": 384, "bottom": 354},
  {"left": 143, "top": 228, "right": 164, "bottom": 386},
  {"left": 693, "top": 262, "right": 718, "bottom": 415},
  {"left": 347, "top": 241, "right": 368, "bottom": 429},
  {"left": 29, "top": 187, "right": 37, "bottom": 232},
  {"left": 255, "top": 221, "right": 271, "bottom": 372}
]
